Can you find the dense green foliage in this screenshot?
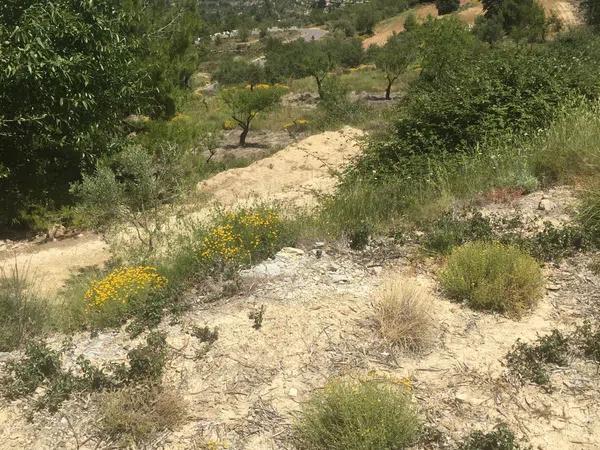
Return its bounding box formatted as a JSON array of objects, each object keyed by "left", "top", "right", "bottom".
[
  {"left": 476, "top": 0, "right": 546, "bottom": 43},
  {"left": 581, "top": 0, "right": 600, "bottom": 27},
  {"left": 436, "top": 0, "right": 460, "bottom": 15},
  {"left": 265, "top": 36, "right": 363, "bottom": 97},
  {"left": 359, "top": 24, "right": 600, "bottom": 174},
  {"left": 0, "top": 0, "right": 148, "bottom": 229},
  {"left": 0, "top": 0, "right": 205, "bottom": 231}
]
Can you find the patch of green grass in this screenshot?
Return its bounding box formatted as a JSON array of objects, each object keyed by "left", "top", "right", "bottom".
[
  {"left": 293, "top": 378, "right": 420, "bottom": 450},
  {"left": 440, "top": 242, "right": 543, "bottom": 317}
]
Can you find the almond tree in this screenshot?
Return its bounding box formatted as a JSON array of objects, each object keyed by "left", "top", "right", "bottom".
[{"left": 221, "top": 85, "right": 286, "bottom": 146}]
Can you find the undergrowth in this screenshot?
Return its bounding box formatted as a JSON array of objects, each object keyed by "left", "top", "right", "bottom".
[{"left": 1, "top": 332, "right": 168, "bottom": 414}]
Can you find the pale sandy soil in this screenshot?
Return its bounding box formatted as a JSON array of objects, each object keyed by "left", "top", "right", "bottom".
[{"left": 0, "top": 128, "right": 363, "bottom": 296}]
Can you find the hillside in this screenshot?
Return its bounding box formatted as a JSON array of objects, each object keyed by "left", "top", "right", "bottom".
[{"left": 1, "top": 1, "right": 600, "bottom": 449}]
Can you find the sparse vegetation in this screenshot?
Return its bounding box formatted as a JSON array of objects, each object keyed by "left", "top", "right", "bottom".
[
  {"left": 459, "top": 424, "right": 529, "bottom": 450},
  {"left": 293, "top": 378, "right": 420, "bottom": 450},
  {"left": 373, "top": 278, "right": 435, "bottom": 352},
  {"left": 505, "top": 330, "right": 570, "bottom": 386},
  {"left": 1, "top": 332, "right": 168, "bottom": 413},
  {"left": 440, "top": 242, "right": 543, "bottom": 316},
  {"left": 96, "top": 385, "right": 186, "bottom": 448}
]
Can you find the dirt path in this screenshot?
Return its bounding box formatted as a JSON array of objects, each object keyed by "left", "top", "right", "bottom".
[{"left": 0, "top": 127, "right": 363, "bottom": 295}]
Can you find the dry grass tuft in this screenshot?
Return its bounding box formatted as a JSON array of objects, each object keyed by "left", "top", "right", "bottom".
[
  {"left": 96, "top": 385, "right": 186, "bottom": 447},
  {"left": 373, "top": 277, "right": 435, "bottom": 353}
]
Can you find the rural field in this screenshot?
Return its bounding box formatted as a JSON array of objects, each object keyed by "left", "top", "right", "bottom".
[{"left": 1, "top": 1, "right": 600, "bottom": 449}]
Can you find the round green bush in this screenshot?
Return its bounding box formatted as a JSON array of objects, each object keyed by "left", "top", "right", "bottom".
[
  {"left": 293, "top": 379, "right": 420, "bottom": 450},
  {"left": 440, "top": 241, "right": 543, "bottom": 316}
]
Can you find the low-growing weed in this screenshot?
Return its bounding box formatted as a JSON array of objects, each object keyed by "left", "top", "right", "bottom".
[
  {"left": 249, "top": 305, "right": 266, "bottom": 330},
  {"left": 422, "top": 211, "right": 494, "bottom": 255},
  {"left": 573, "top": 321, "right": 600, "bottom": 363},
  {"left": 505, "top": 330, "right": 570, "bottom": 386},
  {"left": 440, "top": 242, "right": 543, "bottom": 317},
  {"left": 293, "top": 378, "right": 420, "bottom": 450},
  {"left": 458, "top": 424, "right": 529, "bottom": 450},
  {"left": 191, "top": 326, "right": 219, "bottom": 344}
]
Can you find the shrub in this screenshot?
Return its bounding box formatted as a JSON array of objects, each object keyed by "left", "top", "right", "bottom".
[
  {"left": 573, "top": 321, "right": 600, "bottom": 363},
  {"left": 373, "top": 278, "right": 435, "bottom": 353},
  {"left": 505, "top": 330, "right": 570, "bottom": 386},
  {"left": 96, "top": 385, "right": 186, "bottom": 447},
  {"left": 73, "top": 143, "right": 188, "bottom": 257},
  {"left": 196, "top": 208, "right": 288, "bottom": 272},
  {"left": 293, "top": 379, "right": 420, "bottom": 450},
  {"left": 436, "top": 0, "right": 460, "bottom": 15},
  {"left": 83, "top": 266, "right": 168, "bottom": 328},
  {"left": 0, "top": 264, "right": 45, "bottom": 351},
  {"left": 459, "top": 424, "right": 528, "bottom": 450},
  {"left": 440, "top": 242, "right": 543, "bottom": 316}
]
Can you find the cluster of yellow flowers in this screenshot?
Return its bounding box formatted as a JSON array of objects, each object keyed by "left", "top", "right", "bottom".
[
  {"left": 84, "top": 266, "right": 167, "bottom": 309},
  {"left": 198, "top": 210, "right": 282, "bottom": 264},
  {"left": 284, "top": 118, "right": 310, "bottom": 131},
  {"left": 222, "top": 118, "right": 237, "bottom": 130}
]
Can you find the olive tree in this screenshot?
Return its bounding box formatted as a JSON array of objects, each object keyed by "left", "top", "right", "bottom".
[
  {"left": 374, "top": 33, "right": 419, "bottom": 100},
  {"left": 221, "top": 85, "right": 286, "bottom": 146}
]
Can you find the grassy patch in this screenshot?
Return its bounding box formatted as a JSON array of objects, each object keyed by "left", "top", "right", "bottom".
[
  {"left": 293, "top": 378, "right": 420, "bottom": 450},
  {"left": 373, "top": 278, "right": 435, "bottom": 352},
  {"left": 0, "top": 263, "right": 46, "bottom": 351},
  {"left": 440, "top": 242, "right": 543, "bottom": 317}
]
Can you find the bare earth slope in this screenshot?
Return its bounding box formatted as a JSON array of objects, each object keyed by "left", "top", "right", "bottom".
[{"left": 0, "top": 128, "right": 363, "bottom": 295}]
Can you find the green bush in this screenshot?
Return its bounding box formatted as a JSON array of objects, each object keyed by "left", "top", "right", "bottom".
[
  {"left": 440, "top": 242, "right": 543, "bottom": 316},
  {"left": 293, "top": 379, "right": 420, "bottom": 450},
  {"left": 359, "top": 28, "right": 600, "bottom": 174},
  {"left": 435, "top": 0, "right": 460, "bottom": 15}
]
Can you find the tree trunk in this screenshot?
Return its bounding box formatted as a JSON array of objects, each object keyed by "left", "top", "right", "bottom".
[
  {"left": 315, "top": 76, "right": 324, "bottom": 99},
  {"left": 239, "top": 126, "right": 249, "bottom": 147},
  {"left": 385, "top": 78, "right": 393, "bottom": 100}
]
